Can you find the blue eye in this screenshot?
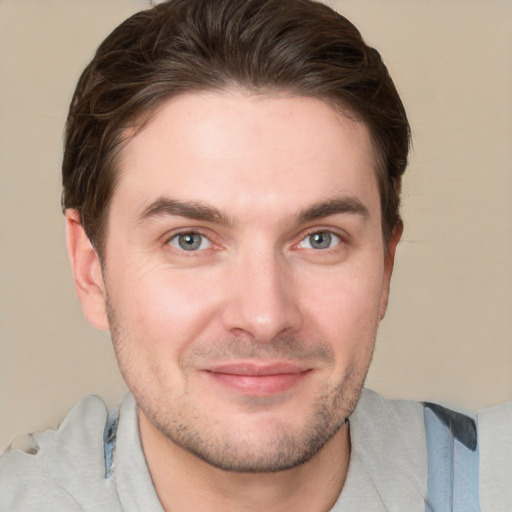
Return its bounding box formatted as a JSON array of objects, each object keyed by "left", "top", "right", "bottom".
[
  {"left": 299, "top": 231, "right": 341, "bottom": 250},
  {"left": 169, "top": 232, "right": 211, "bottom": 251}
]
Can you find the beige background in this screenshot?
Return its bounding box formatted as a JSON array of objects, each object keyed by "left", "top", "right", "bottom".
[{"left": 1, "top": 0, "right": 511, "bottom": 451}]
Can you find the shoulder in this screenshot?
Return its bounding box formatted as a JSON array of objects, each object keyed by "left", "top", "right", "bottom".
[
  {"left": 478, "top": 402, "right": 512, "bottom": 511},
  {"left": 351, "top": 389, "right": 427, "bottom": 464},
  {"left": 353, "top": 388, "right": 426, "bottom": 437},
  {"left": 0, "top": 395, "right": 121, "bottom": 511},
  {"left": 351, "top": 390, "right": 512, "bottom": 511},
  {"left": 342, "top": 389, "right": 428, "bottom": 510}
]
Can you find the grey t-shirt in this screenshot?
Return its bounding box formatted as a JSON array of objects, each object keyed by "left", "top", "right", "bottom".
[{"left": 1, "top": 389, "right": 510, "bottom": 511}]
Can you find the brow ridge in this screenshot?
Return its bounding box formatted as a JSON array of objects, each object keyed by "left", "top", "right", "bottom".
[
  {"left": 137, "top": 197, "right": 233, "bottom": 226},
  {"left": 297, "top": 196, "right": 370, "bottom": 224},
  {"left": 137, "top": 195, "right": 369, "bottom": 228}
]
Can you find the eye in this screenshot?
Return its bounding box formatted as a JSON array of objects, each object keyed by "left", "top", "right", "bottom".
[
  {"left": 168, "top": 232, "right": 212, "bottom": 251},
  {"left": 298, "top": 231, "right": 341, "bottom": 250}
]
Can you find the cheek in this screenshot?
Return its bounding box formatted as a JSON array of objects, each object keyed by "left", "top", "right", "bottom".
[
  {"left": 300, "top": 265, "right": 384, "bottom": 345},
  {"left": 109, "top": 264, "right": 222, "bottom": 351},
  {"left": 107, "top": 267, "right": 224, "bottom": 396}
]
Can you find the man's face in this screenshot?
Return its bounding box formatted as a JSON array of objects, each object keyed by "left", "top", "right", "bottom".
[{"left": 89, "top": 91, "right": 396, "bottom": 472}]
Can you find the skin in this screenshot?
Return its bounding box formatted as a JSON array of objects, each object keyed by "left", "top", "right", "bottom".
[{"left": 66, "top": 90, "right": 400, "bottom": 512}]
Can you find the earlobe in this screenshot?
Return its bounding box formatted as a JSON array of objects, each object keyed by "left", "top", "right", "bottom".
[
  {"left": 65, "top": 210, "right": 109, "bottom": 330},
  {"left": 379, "top": 222, "right": 403, "bottom": 321}
]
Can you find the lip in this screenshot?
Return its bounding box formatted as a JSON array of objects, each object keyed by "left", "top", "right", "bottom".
[{"left": 203, "top": 362, "right": 312, "bottom": 395}]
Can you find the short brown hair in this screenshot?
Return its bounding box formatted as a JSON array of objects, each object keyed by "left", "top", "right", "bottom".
[{"left": 62, "top": 0, "right": 410, "bottom": 254}]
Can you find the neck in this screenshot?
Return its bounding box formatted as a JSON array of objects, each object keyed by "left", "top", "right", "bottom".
[{"left": 139, "top": 412, "right": 350, "bottom": 512}]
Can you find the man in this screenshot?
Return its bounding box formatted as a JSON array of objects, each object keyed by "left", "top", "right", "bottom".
[{"left": 1, "top": 0, "right": 510, "bottom": 510}]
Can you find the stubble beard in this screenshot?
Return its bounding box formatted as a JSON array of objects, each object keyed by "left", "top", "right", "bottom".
[
  {"left": 107, "top": 299, "right": 373, "bottom": 474},
  {"left": 147, "top": 375, "right": 363, "bottom": 473}
]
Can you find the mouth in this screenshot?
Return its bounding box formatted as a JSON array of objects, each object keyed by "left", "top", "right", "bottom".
[{"left": 202, "top": 362, "right": 312, "bottom": 395}]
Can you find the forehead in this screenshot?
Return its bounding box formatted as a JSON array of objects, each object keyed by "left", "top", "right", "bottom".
[{"left": 114, "top": 91, "right": 380, "bottom": 222}]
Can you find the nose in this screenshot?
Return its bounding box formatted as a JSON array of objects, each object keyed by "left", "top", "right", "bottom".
[{"left": 221, "top": 248, "right": 303, "bottom": 343}]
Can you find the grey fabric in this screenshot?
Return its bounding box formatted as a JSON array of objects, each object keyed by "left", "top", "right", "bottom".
[
  {"left": 1, "top": 389, "right": 509, "bottom": 511},
  {"left": 332, "top": 389, "right": 428, "bottom": 511},
  {"left": 0, "top": 394, "right": 163, "bottom": 512},
  {"left": 478, "top": 402, "right": 512, "bottom": 512}
]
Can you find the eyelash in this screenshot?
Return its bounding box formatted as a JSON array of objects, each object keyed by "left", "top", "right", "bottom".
[
  {"left": 165, "top": 230, "right": 215, "bottom": 254},
  {"left": 294, "top": 228, "right": 345, "bottom": 252},
  {"left": 164, "top": 228, "right": 346, "bottom": 255}
]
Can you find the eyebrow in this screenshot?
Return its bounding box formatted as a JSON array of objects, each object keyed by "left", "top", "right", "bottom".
[
  {"left": 297, "top": 196, "right": 370, "bottom": 224},
  {"left": 137, "top": 195, "right": 369, "bottom": 227},
  {"left": 137, "top": 198, "right": 233, "bottom": 227}
]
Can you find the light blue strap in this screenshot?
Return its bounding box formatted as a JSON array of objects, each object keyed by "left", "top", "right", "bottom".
[
  {"left": 453, "top": 434, "right": 480, "bottom": 509},
  {"left": 424, "top": 404, "right": 480, "bottom": 512},
  {"left": 103, "top": 411, "right": 119, "bottom": 479}
]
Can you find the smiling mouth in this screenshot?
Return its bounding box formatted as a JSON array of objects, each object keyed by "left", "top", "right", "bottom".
[{"left": 203, "top": 362, "right": 312, "bottom": 395}]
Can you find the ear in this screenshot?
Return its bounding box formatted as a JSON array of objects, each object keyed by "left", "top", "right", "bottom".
[
  {"left": 65, "top": 209, "right": 109, "bottom": 330},
  {"left": 379, "top": 222, "right": 403, "bottom": 321}
]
